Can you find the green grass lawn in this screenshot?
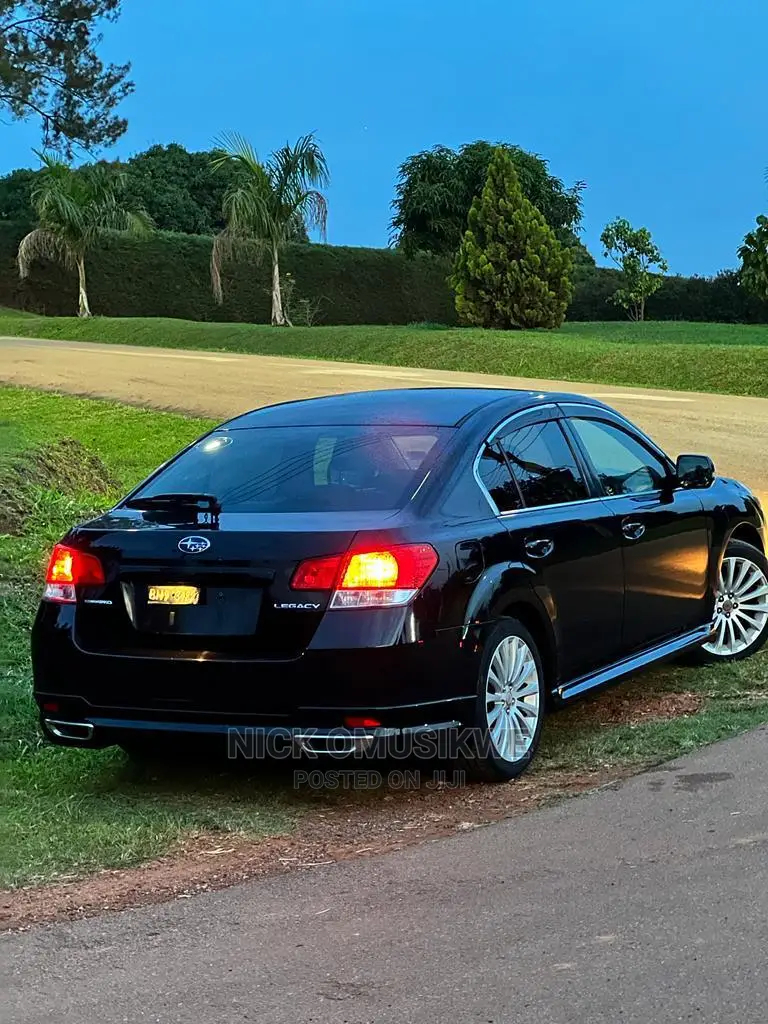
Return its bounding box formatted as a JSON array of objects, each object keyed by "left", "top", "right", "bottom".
[
  {"left": 0, "top": 390, "right": 298, "bottom": 888},
  {"left": 3, "top": 311, "right": 768, "bottom": 398},
  {"left": 2, "top": 384, "right": 768, "bottom": 890}
]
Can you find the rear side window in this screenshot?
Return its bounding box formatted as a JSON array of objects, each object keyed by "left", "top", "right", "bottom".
[
  {"left": 477, "top": 445, "right": 523, "bottom": 513},
  {"left": 497, "top": 421, "right": 589, "bottom": 508},
  {"left": 132, "top": 426, "right": 450, "bottom": 513}
]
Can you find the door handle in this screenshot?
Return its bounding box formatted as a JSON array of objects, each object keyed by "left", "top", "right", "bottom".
[
  {"left": 524, "top": 537, "right": 554, "bottom": 559},
  {"left": 622, "top": 519, "right": 646, "bottom": 541}
]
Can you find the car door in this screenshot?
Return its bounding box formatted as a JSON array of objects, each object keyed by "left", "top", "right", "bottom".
[
  {"left": 563, "top": 409, "right": 712, "bottom": 653},
  {"left": 477, "top": 407, "right": 625, "bottom": 683}
]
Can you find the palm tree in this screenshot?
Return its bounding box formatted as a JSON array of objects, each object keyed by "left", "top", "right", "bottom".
[
  {"left": 17, "top": 153, "right": 152, "bottom": 317},
  {"left": 210, "top": 132, "right": 329, "bottom": 326}
]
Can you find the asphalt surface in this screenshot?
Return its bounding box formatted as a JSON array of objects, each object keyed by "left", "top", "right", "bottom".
[
  {"left": 2, "top": 334, "right": 768, "bottom": 504},
  {"left": 4, "top": 726, "right": 768, "bottom": 1023}
]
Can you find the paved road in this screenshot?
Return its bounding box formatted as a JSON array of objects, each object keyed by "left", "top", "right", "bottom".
[
  {"left": 4, "top": 727, "right": 768, "bottom": 1023},
  {"left": 1, "top": 334, "right": 767, "bottom": 502}
]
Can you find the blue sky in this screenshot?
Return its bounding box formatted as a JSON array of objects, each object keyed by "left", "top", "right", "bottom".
[{"left": 3, "top": 0, "right": 767, "bottom": 276}]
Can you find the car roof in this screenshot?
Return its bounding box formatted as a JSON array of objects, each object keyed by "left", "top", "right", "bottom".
[{"left": 222, "top": 387, "right": 608, "bottom": 430}]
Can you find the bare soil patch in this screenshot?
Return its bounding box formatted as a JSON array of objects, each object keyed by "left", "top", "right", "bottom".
[
  {"left": 569, "top": 689, "right": 704, "bottom": 727},
  {"left": 1, "top": 764, "right": 637, "bottom": 932}
]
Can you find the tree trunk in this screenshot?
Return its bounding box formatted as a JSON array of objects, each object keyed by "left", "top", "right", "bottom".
[
  {"left": 639, "top": 295, "right": 645, "bottom": 322},
  {"left": 77, "top": 257, "right": 92, "bottom": 318},
  {"left": 270, "top": 249, "right": 292, "bottom": 326}
]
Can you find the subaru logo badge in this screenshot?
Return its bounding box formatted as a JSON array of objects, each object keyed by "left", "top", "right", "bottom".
[{"left": 178, "top": 535, "right": 211, "bottom": 554}]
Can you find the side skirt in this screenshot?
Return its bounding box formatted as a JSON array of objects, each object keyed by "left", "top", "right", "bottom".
[{"left": 554, "top": 623, "right": 714, "bottom": 703}]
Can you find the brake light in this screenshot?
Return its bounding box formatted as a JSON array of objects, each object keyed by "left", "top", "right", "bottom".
[
  {"left": 43, "top": 544, "right": 105, "bottom": 603},
  {"left": 291, "top": 544, "right": 438, "bottom": 609}
]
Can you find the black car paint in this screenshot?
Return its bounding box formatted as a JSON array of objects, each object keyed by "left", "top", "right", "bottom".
[{"left": 32, "top": 388, "right": 766, "bottom": 747}]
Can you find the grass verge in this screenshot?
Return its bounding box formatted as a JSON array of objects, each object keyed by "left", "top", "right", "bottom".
[
  {"left": 1, "top": 384, "right": 768, "bottom": 892},
  {"left": 3, "top": 313, "right": 768, "bottom": 397}
]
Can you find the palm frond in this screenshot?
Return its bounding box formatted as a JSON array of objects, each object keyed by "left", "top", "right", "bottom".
[
  {"left": 293, "top": 189, "right": 328, "bottom": 240},
  {"left": 222, "top": 180, "right": 274, "bottom": 242},
  {"left": 210, "top": 230, "right": 234, "bottom": 305},
  {"left": 211, "top": 132, "right": 263, "bottom": 175},
  {"left": 210, "top": 228, "right": 268, "bottom": 304},
  {"left": 90, "top": 199, "right": 154, "bottom": 237},
  {"left": 17, "top": 228, "right": 74, "bottom": 277},
  {"left": 268, "top": 132, "right": 330, "bottom": 200}
]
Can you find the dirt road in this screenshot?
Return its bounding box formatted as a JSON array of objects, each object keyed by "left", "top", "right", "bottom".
[{"left": 1, "top": 334, "right": 765, "bottom": 500}]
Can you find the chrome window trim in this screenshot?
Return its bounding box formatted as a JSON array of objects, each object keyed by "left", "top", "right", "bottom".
[
  {"left": 486, "top": 403, "right": 560, "bottom": 444},
  {"left": 472, "top": 402, "right": 669, "bottom": 518}
]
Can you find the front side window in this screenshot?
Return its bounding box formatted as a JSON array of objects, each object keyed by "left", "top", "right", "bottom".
[
  {"left": 132, "top": 426, "right": 449, "bottom": 513},
  {"left": 497, "top": 421, "right": 589, "bottom": 508},
  {"left": 569, "top": 418, "right": 669, "bottom": 496}
]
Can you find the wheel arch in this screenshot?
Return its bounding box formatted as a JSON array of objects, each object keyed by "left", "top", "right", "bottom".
[
  {"left": 463, "top": 563, "right": 559, "bottom": 698},
  {"left": 727, "top": 522, "right": 765, "bottom": 554}
]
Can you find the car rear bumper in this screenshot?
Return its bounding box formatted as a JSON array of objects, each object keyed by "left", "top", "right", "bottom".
[
  {"left": 38, "top": 716, "right": 468, "bottom": 759},
  {"left": 32, "top": 608, "right": 480, "bottom": 749}
]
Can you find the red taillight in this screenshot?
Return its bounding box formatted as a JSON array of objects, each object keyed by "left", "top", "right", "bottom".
[
  {"left": 291, "top": 554, "right": 343, "bottom": 591},
  {"left": 43, "top": 544, "right": 105, "bottom": 603},
  {"left": 344, "top": 716, "right": 382, "bottom": 729},
  {"left": 291, "top": 544, "right": 438, "bottom": 609}
]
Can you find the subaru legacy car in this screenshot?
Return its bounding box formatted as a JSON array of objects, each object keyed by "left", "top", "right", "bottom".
[{"left": 32, "top": 388, "right": 768, "bottom": 780}]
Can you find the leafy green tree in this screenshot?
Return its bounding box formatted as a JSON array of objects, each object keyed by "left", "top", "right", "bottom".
[
  {"left": 210, "top": 132, "right": 329, "bottom": 326},
  {"left": 0, "top": 143, "right": 313, "bottom": 238},
  {"left": 96, "top": 144, "right": 234, "bottom": 235},
  {"left": 17, "top": 153, "right": 152, "bottom": 316},
  {"left": 450, "top": 148, "right": 574, "bottom": 330},
  {"left": 391, "top": 140, "right": 588, "bottom": 260},
  {"left": 738, "top": 215, "right": 768, "bottom": 301},
  {"left": 0, "top": 1, "right": 132, "bottom": 154},
  {"left": 600, "top": 218, "right": 668, "bottom": 321},
  {"left": 0, "top": 167, "right": 37, "bottom": 225}
]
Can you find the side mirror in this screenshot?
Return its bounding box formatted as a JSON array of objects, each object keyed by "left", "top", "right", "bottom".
[{"left": 676, "top": 454, "right": 715, "bottom": 489}]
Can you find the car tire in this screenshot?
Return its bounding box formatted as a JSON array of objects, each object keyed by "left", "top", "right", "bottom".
[
  {"left": 696, "top": 539, "right": 768, "bottom": 663},
  {"left": 462, "top": 619, "right": 545, "bottom": 782}
]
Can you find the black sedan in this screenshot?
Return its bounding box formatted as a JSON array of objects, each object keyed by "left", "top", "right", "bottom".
[{"left": 32, "top": 387, "right": 768, "bottom": 780}]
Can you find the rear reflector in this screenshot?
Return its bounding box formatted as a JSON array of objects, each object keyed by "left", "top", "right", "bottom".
[
  {"left": 292, "top": 543, "right": 438, "bottom": 609},
  {"left": 43, "top": 544, "right": 105, "bottom": 603}
]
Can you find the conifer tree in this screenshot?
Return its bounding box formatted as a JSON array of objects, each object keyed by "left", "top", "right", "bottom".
[{"left": 450, "top": 148, "right": 573, "bottom": 329}]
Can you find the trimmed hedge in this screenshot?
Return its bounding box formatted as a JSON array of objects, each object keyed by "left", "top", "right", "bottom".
[
  {"left": 2, "top": 222, "right": 767, "bottom": 325},
  {"left": 0, "top": 223, "right": 457, "bottom": 325},
  {"left": 569, "top": 265, "right": 768, "bottom": 323}
]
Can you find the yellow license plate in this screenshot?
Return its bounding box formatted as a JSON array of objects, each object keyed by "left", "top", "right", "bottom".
[{"left": 148, "top": 584, "right": 200, "bottom": 606}]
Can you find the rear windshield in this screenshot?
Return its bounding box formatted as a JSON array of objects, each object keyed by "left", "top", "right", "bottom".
[{"left": 132, "top": 426, "right": 450, "bottom": 513}]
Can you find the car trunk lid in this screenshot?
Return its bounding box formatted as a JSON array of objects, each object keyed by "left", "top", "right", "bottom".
[{"left": 70, "top": 508, "right": 389, "bottom": 660}]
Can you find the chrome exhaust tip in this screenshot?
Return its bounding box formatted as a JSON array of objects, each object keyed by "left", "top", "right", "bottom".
[
  {"left": 44, "top": 719, "right": 95, "bottom": 742},
  {"left": 293, "top": 729, "right": 397, "bottom": 757}
]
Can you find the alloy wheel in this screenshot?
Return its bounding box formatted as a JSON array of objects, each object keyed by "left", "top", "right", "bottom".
[
  {"left": 485, "top": 635, "right": 541, "bottom": 762},
  {"left": 702, "top": 555, "right": 768, "bottom": 657}
]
